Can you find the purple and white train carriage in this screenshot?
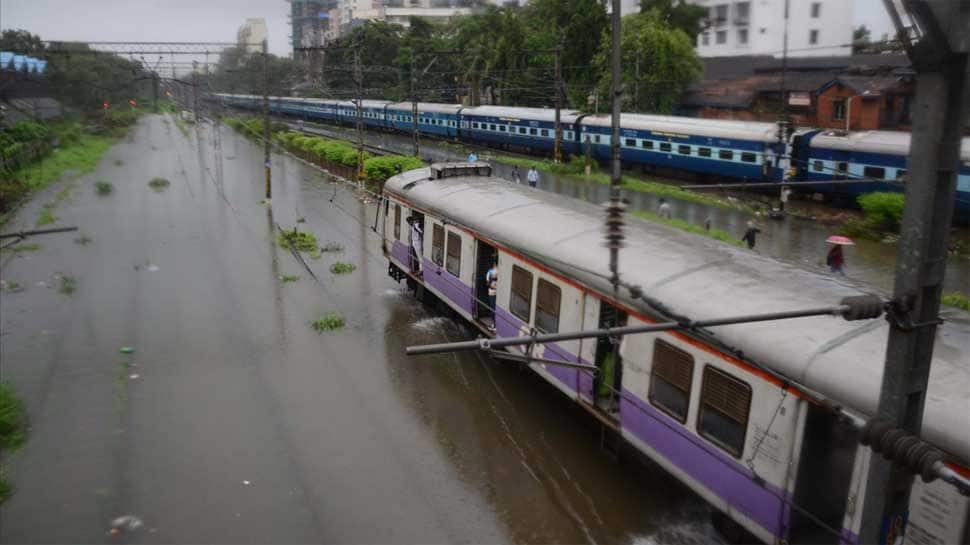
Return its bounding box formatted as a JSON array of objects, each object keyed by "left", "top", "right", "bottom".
[{"left": 381, "top": 164, "right": 970, "bottom": 545}]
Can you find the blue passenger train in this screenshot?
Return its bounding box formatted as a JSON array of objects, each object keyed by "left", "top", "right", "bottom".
[{"left": 212, "top": 93, "right": 970, "bottom": 217}]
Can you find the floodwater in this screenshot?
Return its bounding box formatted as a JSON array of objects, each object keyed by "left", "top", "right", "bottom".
[
  {"left": 0, "top": 115, "right": 724, "bottom": 544},
  {"left": 303, "top": 122, "right": 970, "bottom": 295}
]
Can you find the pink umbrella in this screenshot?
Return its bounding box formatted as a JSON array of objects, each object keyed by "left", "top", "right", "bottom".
[{"left": 826, "top": 235, "right": 855, "bottom": 245}]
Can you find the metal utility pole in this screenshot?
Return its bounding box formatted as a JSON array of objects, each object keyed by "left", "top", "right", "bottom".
[
  {"left": 191, "top": 60, "right": 199, "bottom": 121},
  {"left": 553, "top": 44, "right": 563, "bottom": 164},
  {"left": 410, "top": 53, "right": 419, "bottom": 158},
  {"left": 262, "top": 39, "right": 272, "bottom": 200},
  {"left": 634, "top": 54, "right": 640, "bottom": 111},
  {"left": 606, "top": 0, "right": 623, "bottom": 291},
  {"left": 354, "top": 42, "right": 365, "bottom": 184},
  {"left": 858, "top": 2, "right": 970, "bottom": 543}
]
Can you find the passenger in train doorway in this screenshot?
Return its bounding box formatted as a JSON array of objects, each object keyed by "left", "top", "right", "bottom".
[
  {"left": 407, "top": 216, "right": 423, "bottom": 274},
  {"left": 511, "top": 165, "right": 521, "bottom": 184},
  {"left": 486, "top": 261, "right": 498, "bottom": 331},
  {"left": 527, "top": 167, "right": 539, "bottom": 188},
  {"left": 741, "top": 221, "right": 761, "bottom": 249},
  {"left": 826, "top": 244, "right": 845, "bottom": 275},
  {"left": 658, "top": 198, "right": 672, "bottom": 219}
]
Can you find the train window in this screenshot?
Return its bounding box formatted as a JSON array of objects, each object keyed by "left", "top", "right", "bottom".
[
  {"left": 649, "top": 339, "right": 694, "bottom": 423},
  {"left": 472, "top": 122, "right": 479, "bottom": 129},
  {"left": 431, "top": 224, "right": 445, "bottom": 266},
  {"left": 896, "top": 169, "right": 907, "bottom": 181},
  {"left": 678, "top": 145, "right": 691, "bottom": 155},
  {"left": 697, "top": 366, "right": 752, "bottom": 458},
  {"left": 541, "top": 129, "right": 549, "bottom": 137},
  {"left": 659, "top": 142, "right": 672, "bottom": 152},
  {"left": 500, "top": 125, "right": 506, "bottom": 132},
  {"left": 446, "top": 232, "right": 461, "bottom": 276},
  {"left": 490, "top": 124, "right": 496, "bottom": 131},
  {"left": 519, "top": 127, "right": 527, "bottom": 134},
  {"left": 718, "top": 149, "right": 734, "bottom": 160},
  {"left": 535, "top": 279, "right": 561, "bottom": 333},
  {"left": 625, "top": 138, "right": 636, "bottom": 147},
  {"left": 394, "top": 204, "right": 402, "bottom": 240},
  {"left": 530, "top": 128, "right": 538, "bottom": 136},
  {"left": 643, "top": 140, "right": 654, "bottom": 150},
  {"left": 863, "top": 166, "right": 886, "bottom": 180},
  {"left": 741, "top": 152, "right": 757, "bottom": 163},
  {"left": 837, "top": 162, "right": 848, "bottom": 172},
  {"left": 510, "top": 266, "right": 533, "bottom": 323},
  {"left": 594, "top": 135, "right": 601, "bottom": 144},
  {"left": 813, "top": 160, "right": 824, "bottom": 171},
  {"left": 698, "top": 147, "right": 712, "bottom": 157}
]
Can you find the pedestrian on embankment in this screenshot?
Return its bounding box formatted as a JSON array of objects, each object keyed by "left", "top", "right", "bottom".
[{"left": 741, "top": 221, "right": 761, "bottom": 249}]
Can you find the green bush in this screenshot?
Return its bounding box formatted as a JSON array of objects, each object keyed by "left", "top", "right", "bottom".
[
  {"left": 363, "top": 155, "right": 425, "bottom": 184},
  {"left": 858, "top": 192, "right": 905, "bottom": 233}
]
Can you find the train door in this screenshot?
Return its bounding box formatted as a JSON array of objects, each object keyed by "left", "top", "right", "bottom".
[
  {"left": 787, "top": 403, "right": 859, "bottom": 544},
  {"left": 593, "top": 301, "right": 627, "bottom": 417},
  {"left": 474, "top": 240, "right": 498, "bottom": 329}
]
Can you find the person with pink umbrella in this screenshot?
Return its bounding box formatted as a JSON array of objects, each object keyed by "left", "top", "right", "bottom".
[{"left": 825, "top": 235, "right": 854, "bottom": 274}]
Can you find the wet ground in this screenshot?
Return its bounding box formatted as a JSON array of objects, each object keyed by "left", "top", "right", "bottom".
[
  {"left": 301, "top": 121, "right": 970, "bottom": 295},
  {"left": 0, "top": 115, "right": 724, "bottom": 544}
]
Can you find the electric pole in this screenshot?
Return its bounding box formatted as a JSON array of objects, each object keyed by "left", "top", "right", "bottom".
[
  {"left": 354, "top": 41, "right": 365, "bottom": 185},
  {"left": 606, "top": 0, "right": 623, "bottom": 292},
  {"left": 191, "top": 60, "right": 199, "bottom": 122},
  {"left": 262, "top": 38, "right": 272, "bottom": 200},
  {"left": 152, "top": 72, "right": 159, "bottom": 112},
  {"left": 553, "top": 44, "right": 563, "bottom": 164},
  {"left": 410, "top": 52, "right": 419, "bottom": 158},
  {"left": 858, "top": 2, "right": 969, "bottom": 543}
]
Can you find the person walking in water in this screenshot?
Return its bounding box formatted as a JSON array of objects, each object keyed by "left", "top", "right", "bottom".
[
  {"left": 741, "top": 221, "right": 761, "bottom": 249},
  {"left": 527, "top": 167, "right": 539, "bottom": 188},
  {"left": 468, "top": 151, "right": 478, "bottom": 163},
  {"left": 827, "top": 244, "right": 845, "bottom": 275},
  {"left": 485, "top": 260, "right": 498, "bottom": 331},
  {"left": 511, "top": 165, "right": 521, "bottom": 184},
  {"left": 658, "top": 198, "right": 672, "bottom": 219}
]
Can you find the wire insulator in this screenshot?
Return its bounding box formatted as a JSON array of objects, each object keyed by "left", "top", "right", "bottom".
[
  {"left": 841, "top": 295, "right": 884, "bottom": 321},
  {"left": 859, "top": 418, "right": 947, "bottom": 483}
]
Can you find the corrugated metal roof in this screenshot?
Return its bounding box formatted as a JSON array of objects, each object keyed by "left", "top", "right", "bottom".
[{"left": 385, "top": 171, "right": 970, "bottom": 464}]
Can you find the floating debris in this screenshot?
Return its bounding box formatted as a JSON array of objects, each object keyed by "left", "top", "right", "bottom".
[
  {"left": 108, "top": 515, "right": 143, "bottom": 534},
  {"left": 119, "top": 347, "right": 134, "bottom": 354}
]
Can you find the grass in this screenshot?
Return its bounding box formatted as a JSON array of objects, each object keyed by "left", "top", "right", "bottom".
[
  {"left": 148, "top": 177, "right": 170, "bottom": 192},
  {"left": 631, "top": 210, "right": 745, "bottom": 247},
  {"left": 74, "top": 234, "right": 93, "bottom": 245},
  {"left": 279, "top": 274, "right": 301, "bottom": 283},
  {"left": 278, "top": 228, "right": 321, "bottom": 259},
  {"left": 0, "top": 382, "right": 28, "bottom": 505},
  {"left": 0, "top": 280, "right": 23, "bottom": 292},
  {"left": 320, "top": 241, "right": 344, "bottom": 253},
  {"left": 311, "top": 312, "right": 345, "bottom": 332},
  {"left": 58, "top": 274, "right": 76, "bottom": 295},
  {"left": 330, "top": 262, "right": 356, "bottom": 275},
  {"left": 35, "top": 207, "right": 57, "bottom": 226},
  {"left": 0, "top": 243, "right": 41, "bottom": 253},
  {"left": 491, "top": 153, "right": 755, "bottom": 213},
  {"left": 95, "top": 180, "right": 113, "bottom": 195},
  {"left": 171, "top": 113, "right": 190, "bottom": 137},
  {"left": 942, "top": 292, "right": 970, "bottom": 312}
]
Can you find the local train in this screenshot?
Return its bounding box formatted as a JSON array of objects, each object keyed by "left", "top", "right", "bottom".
[
  {"left": 212, "top": 93, "right": 970, "bottom": 217},
  {"left": 379, "top": 163, "right": 970, "bottom": 545}
]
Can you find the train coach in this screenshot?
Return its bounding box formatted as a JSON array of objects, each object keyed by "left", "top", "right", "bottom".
[
  {"left": 380, "top": 163, "right": 970, "bottom": 545},
  {"left": 211, "top": 93, "right": 970, "bottom": 216}
]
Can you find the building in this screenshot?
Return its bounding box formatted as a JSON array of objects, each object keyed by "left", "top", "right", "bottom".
[
  {"left": 677, "top": 54, "right": 915, "bottom": 131},
  {"left": 237, "top": 18, "right": 268, "bottom": 53},
  {"left": 687, "top": 0, "right": 853, "bottom": 58},
  {"left": 289, "top": 0, "right": 335, "bottom": 53}
]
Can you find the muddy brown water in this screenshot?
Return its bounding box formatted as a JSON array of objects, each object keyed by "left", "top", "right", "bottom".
[
  {"left": 0, "top": 116, "right": 724, "bottom": 544},
  {"left": 304, "top": 121, "right": 970, "bottom": 295}
]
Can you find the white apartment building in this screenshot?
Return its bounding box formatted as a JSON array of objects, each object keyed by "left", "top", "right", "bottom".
[
  {"left": 688, "top": 0, "right": 853, "bottom": 57},
  {"left": 237, "top": 18, "right": 268, "bottom": 52}
]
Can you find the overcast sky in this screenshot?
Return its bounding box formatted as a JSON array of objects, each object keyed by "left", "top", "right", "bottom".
[{"left": 3, "top": 0, "right": 894, "bottom": 58}]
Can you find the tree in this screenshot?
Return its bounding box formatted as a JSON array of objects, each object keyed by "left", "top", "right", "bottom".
[
  {"left": 592, "top": 11, "right": 701, "bottom": 113},
  {"left": 852, "top": 24, "right": 872, "bottom": 53},
  {"left": 638, "top": 0, "right": 708, "bottom": 40},
  {"left": 0, "top": 29, "right": 45, "bottom": 55}
]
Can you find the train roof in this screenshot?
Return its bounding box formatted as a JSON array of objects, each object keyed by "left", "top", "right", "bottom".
[
  {"left": 385, "top": 102, "right": 464, "bottom": 114},
  {"left": 582, "top": 113, "right": 780, "bottom": 143},
  {"left": 385, "top": 169, "right": 970, "bottom": 464},
  {"left": 462, "top": 105, "right": 580, "bottom": 124},
  {"left": 811, "top": 130, "right": 970, "bottom": 161}
]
